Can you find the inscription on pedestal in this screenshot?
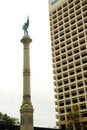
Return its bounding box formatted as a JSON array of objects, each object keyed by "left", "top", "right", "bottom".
[{"left": 21, "top": 116, "right": 33, "bottom": 125}]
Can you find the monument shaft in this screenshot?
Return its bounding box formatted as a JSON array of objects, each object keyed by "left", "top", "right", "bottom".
[
  {"left": 20, "top": 35, "right": 34, "bottom": 130},
  {"left": 23, "top": 41, "right": 30, "bottom": 103}
]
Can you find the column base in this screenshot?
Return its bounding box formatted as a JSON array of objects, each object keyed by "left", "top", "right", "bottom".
[{"left": 20, "top": 102, "right": 34, "bottom": 130}]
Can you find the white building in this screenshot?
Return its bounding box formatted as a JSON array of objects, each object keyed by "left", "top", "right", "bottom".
[{"left": 48, "top": 0, "right": 87, "bottom": 129}]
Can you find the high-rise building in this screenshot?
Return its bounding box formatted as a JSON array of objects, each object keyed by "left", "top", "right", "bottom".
[{"left": 48, "top": 0, "right": 87, "bottom": 129}]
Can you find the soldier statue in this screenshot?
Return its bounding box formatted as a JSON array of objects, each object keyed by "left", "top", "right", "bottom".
[{"left": 22, "top": 17, "right": 29, "bottom": 35}]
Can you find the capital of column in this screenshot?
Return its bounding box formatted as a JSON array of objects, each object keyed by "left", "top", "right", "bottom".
[{"left": 21, "top": 35, "right": 32, "bottom": 45}]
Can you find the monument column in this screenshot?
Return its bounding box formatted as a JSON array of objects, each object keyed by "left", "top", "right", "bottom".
[{"left": 20, "top": 35, "right": 34, "bottom": 130}]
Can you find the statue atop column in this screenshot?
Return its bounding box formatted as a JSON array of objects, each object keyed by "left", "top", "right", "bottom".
[{"left": 22, "top": 17, "right": 29, "bottom": 35}]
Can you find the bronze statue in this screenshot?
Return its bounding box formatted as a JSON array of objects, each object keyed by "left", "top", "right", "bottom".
[{"left": 22, "top": 17, "right": 29, "bottom": 35}]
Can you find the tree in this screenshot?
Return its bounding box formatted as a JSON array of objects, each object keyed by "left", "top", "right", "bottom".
[
  {"left": 0, "top": 112, "right": 19, "bottom": 125},
  {"left": 66, "top": 105, "right": 81, "bottom": 130}
]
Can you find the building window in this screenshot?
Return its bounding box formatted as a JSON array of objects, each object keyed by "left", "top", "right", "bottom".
[
  {"left": 72, "top": 98, "right": 78, "bottom": 103},
  {"left": 59, "top": 94, "right": 63, "bottom": 99},
  {"left": 58, "top": 81, "right": 62, "bottom": 86},
  {"left": 65, "top": 93, "right": 70, "bottom": 98},
  {"left": 51, "top": 0, "right": 58, "bottom": 5},
  {"left": 78, "top": 89, "right": 84, "bottom": 94},
  {"left": 66, "top": 100, "right": 71, "bottom": 105},
  {"left": 59, "top": 101, "right": 64, "bottom": 106},
  {"left": 77, "top": 82, "right": 83, "bottom": 88},
  {"left": 66, "top": 107, "right": 71, "bottom": 112},
  {"left": 80, "top": 104, "right": 86, "bottom": 110},
  {"left": 60, "top": 116, "right": 65, "bottom": 121},
  {"left": 70, "top": 77, "right": 75, "bottom": 82},
  {"left": 60, "top": 109, "right": 65, "bottom": 114},
  {"left": 71, "top": 91, "right": 77, "bottom": 96},
  {"left": 64, "top": 86, "right": 69, "bottom": 91},
  {"left": 58, "top": 88, "right": 63, "bottom": 93},
  {"left": 76, "top": 68, "right": 81, "bottom": 73},
  {"left": 71, "top": 84, "right": 76, "bottom": 89},
  {"left": 64, "top": 80, "right": 69, "bottom": 84}
]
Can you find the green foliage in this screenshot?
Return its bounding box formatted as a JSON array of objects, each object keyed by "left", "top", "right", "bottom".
[
  {"left": 65, "top": 128, "right": 72, "bottom": 130},
  {"left": 66, "top": 105, "right": 81, "bottom": 130},
  {"left": 83, "top": 124, "right": 87, "bottom": 129},
  {"left": 72, "top": 104, "right": 79, "bottom": 112},
  {"left": 0, "top": 112, "right": 19, "bottom": 125},
  {"left": 67, "top": 105, "right": 80, "bottom": 120}
]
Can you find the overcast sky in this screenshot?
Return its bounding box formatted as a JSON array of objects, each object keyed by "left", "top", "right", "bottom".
[{"left": 0, "top": 0, "right": 56, "bottom": 128}]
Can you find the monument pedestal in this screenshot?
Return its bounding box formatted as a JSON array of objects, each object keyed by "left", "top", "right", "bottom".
[
  {"left": 20, "top": 35, "right": 34, "bottom": 130},
  {"left": 20, "top": 102, "right": 33, "bottom": 130}
]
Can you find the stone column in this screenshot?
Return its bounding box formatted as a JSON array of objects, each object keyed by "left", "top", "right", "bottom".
[{"left": 20, "top": 35, "right": 34, "bottom": 130}]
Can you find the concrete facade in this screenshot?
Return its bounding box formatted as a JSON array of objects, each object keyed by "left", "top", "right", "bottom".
[
  {"left": 48, "top": 0, "right": 87, "bottom": 129},
  {"left": 20, "top": 35, "right": 34, "bottom": 130}
]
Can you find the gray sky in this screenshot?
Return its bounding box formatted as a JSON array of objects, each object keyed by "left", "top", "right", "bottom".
[{"left": 0, "top": 0, "right": 56, "bottom": 128}]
